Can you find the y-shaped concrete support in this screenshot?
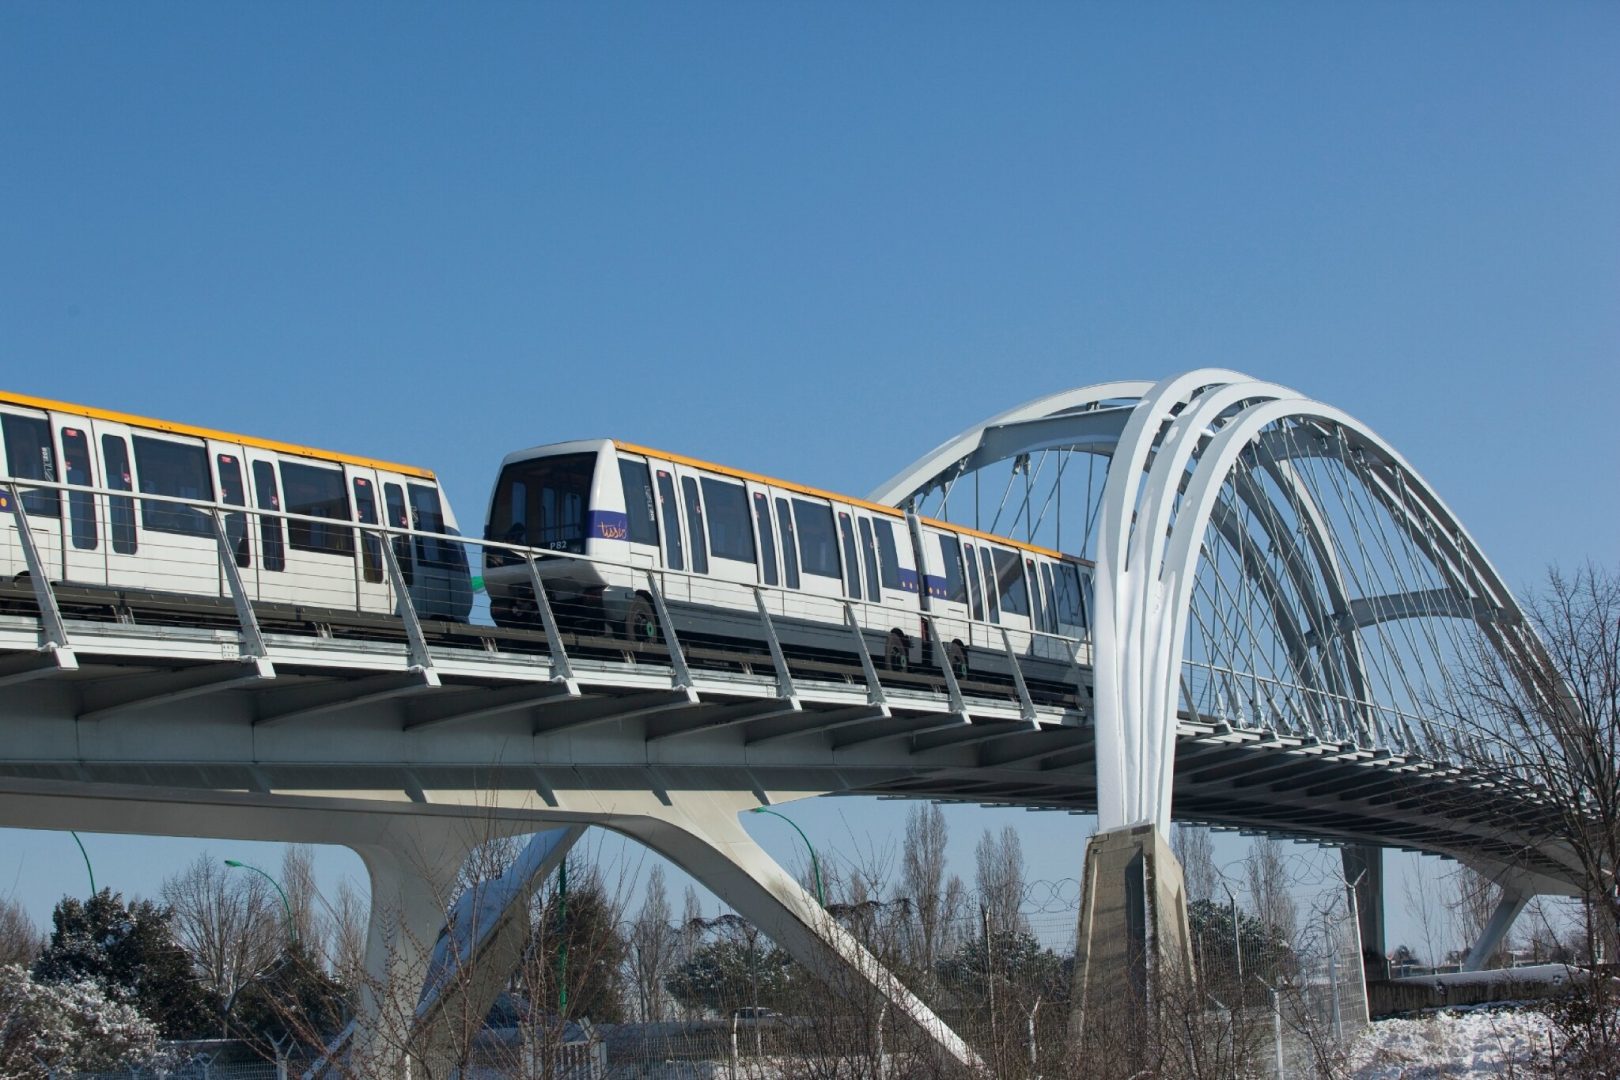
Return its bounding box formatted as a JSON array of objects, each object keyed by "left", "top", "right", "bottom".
[
  {"left": 345, "top": 821, "right": 477, "bottom": 1075},
  {"left": 1462, "top": 887, "right": 1532, "bottom": 972},
  {"left": 606, "top": 795, "right": 980, "bottom": 1070},
  {"left": 1342, "top": 845, "right": 1388, "bottom": 982},
  {"left": 415, "top": 826, "right": 583, "bottom": 1067}
]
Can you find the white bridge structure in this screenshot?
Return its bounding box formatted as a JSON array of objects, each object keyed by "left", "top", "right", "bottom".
[{"left": 0, "top": 370, "right": 1572, "bottom": 1068}]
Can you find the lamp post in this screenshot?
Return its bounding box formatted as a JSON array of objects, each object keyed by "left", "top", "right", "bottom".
[
  {"left": 225, "top": 859, "right": 296, "bottom": 944},
  {"left": 749, "top": 807, "right": 824, "bottom": 907},
  {"left": 70, "top": 832, "right": 96, "bottom": 896}
]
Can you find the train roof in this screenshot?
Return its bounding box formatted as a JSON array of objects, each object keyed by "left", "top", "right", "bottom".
[
  {"left": 612, "top": 440, "right": 1086, "bottom": 564},
  {"left": 0, "top": 389, "right": 438, "bottom": 480}
]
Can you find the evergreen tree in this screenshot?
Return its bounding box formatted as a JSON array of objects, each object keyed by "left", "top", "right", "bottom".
[
  {"left": 32, "top": 889, "right": 216, "bottom": 1037},
  {"left": 228, "top": 940, "right": 349, "bottom": 1052},
  {"left": 521, "top": 861, "right": 628, "bottom": 1024}
]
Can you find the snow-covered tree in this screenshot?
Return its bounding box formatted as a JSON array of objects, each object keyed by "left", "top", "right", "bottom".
[{"left": 0, "top": 963, "right": 161, "bottom": 1078}]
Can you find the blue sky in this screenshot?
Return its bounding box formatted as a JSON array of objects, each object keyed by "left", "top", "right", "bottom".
[{"left": 2, "top": 4, "right": 1616, "bottom": 955}]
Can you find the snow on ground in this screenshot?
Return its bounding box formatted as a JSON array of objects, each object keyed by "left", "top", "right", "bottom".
[{"left": 1347, "top": 1007, "right": 1554, "bottom": 1079}]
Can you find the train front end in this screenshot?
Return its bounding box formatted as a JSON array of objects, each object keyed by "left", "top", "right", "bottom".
[{"left": 482, "top": 439, "right": 634, "bottom": 631}]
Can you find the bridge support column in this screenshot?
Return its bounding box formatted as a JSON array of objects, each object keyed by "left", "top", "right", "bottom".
[
  {"left": 1342, "top": 845, "right": 1388, "bottom": 982},
  {"left": 347, "top": 822, "right": 476, "bottom": 1076},
  {"left": 608, "top": 797, "right": 981, "bottom": 1071},
  {"left": 1068, "top": 824, "right": 1192, "bottom": 1046},
  {"left": 1462, "top": 886, "right": 1532, "bottom": 972}
]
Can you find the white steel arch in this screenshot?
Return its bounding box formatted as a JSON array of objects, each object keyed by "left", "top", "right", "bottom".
[{"left": 873, "top": 369, "right": 1541, "bottom": 834}]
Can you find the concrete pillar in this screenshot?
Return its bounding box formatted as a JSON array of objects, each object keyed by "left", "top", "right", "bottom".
[
  {"left": 346, "top": 822, "right": 476, "bottom": 1076},
  {"left": 1069, "top": 823, "right": 1193, "bottom": 1043},
  {"left": 1342, "top": 845, "right": 1387, "bottom": 982}
]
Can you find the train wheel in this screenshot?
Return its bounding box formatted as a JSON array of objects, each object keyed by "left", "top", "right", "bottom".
[
  {"left": 884, "top": 631, "right": 910, "bottom": 673},
  {"left": 624, "top": 595, "right": 660, "bottom": 645},
  {"left": 946, "top": 641, "right": 968, "bottom": 681}
]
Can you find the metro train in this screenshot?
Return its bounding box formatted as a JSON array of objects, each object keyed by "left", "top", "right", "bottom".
[
  {"left": 481, "top": 440, "right": 1092, "bottom": 682},
  {"left": 0, "top": 390, "right": 472, "bottom": 621}
]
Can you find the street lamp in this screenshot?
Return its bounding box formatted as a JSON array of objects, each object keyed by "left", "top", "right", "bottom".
[
  {"left": 749, "top": 807, "right": 824, "bottom": 907},
  {"left": 224, "top": 859, "right": 297, "bottom": 944},
  {"left": 70, "top": 832, "right": 96, "bottom": 896}
]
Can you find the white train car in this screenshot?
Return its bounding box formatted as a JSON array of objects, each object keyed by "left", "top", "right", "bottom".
[
  {"left": 482, "top": 440, "right": 1090, "bottom": 684},
  {"left": 0, "top": 390, "right": 472, "bottom": 621}
]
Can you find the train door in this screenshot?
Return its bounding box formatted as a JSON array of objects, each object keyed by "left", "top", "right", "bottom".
[
  {"left": 55, "top": 416, "right": 106, "bottom": 586},
  {"left": 922, "top": 529, "right": 972, "bottom": 663},
  {"left": 87, "top": 419, "right": 141, "bottom": 588},
  {"left": 616, "top": 456, "right": 661, "bottom": 573},
  {"left": 241, "top": 448, "right": 293, "bottom": 604},
  {"left": 276, "top": 456, "right": 357, "bottom": 611},
  {"left": 0, "top": 404, "right": 63, "bottom": 584},
  {"left": 745, "top": 483, "right": 780, "bottom": 592},
  {"left": 780, "top": 495, "right": 842, "bottom": 621},
  {"left": 693, "top": 471, "right": 756, "bottom": 593},
  {"left": 208, "top": 442, "right": 256, "bottom": 602},
  {"left": 987, "top": 544, "right": 1033, "bottom": 656},
  {"left": 127, "top": 430, "right": 219, "bottom": 597},
  {"left": 650, "top": 462, "right": 687, "bottom": 590},
  {"left": 345, "top": 466, "right": 391, "bottom": 615}
]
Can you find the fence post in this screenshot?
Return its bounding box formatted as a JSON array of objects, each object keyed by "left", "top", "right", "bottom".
[
  {"left": 730, "top": 1012, "right": 739, "bottom": 1080},
  {"left": 1269, "top": 984, "right": 1284, "bottom": 1079}
]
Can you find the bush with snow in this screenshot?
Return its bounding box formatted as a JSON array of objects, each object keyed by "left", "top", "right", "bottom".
[
  {"left": 1346, "top": 1007, "right": 1555, "bottom": 1079},
  {"left": 0, "top": 962, "right": 162, "bottom": 1078}
]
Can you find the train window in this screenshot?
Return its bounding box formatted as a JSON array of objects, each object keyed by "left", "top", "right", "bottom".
[
  {"left": 2, "top": 414, "right": 60, "bottom": 518},
  {"left": 874, "top": 520, "right": 903, "bottom": 591},
  {"left": 792, "top": 498, "right": 839, "bottom": 579},
  {"left": 409, "top": 484, "right": 466, "bottom": 572},
  {"left": 856, "top": 518, "right": 881, "bottom": 601},
  {"left": 102, "top": 435, "right": 137, "bottom": 555},
  {"left": 280, "top": 461, "right": 353, "bottom": 557},
  {"left": 979, "top": 546, "right": 1001, "bottom": 622},
  {"left": 992, "top": 548, "right": 1027, "bottom": 617},
  {"left": 133, "top": 436, "right": 213, "bottom": 537},
  {"left": 655, "top": 471, "right": 684, "bottom": 571},
  {"left": 383, "top": 482, "right": 411, "bottom": 585},
  {"left": 837, "top": 512, "right": 861, "bottom": 599},
  {"left": 680, "top": 476, "right": 709, "bottom": 574},
  {"left": 353, "top": 478, "right": 384, "bottom": 584},
  {"left": 61, "top": 428, "right": 97, "bottom": 551},
  {"left": 617, "top": 460, "right": 659, "bottom": 547},
  {"left": 936, "top": 535, "right": 967, "bottom": 604},
  {"left": 700, "top": 477, "right": 754, "bottom": 564},
  {"left": 252, "top": 460, "right": 286, "bottom": 572},
  {"left": 487, "top": 453, "right": 592, "bottom": 553},
  {"left": 1040, "top": 562, "right": 1059, "bottom": 634},
  {"left": 962, "top": 544, "right": 984, "bottom": 621},
  {"left": 775, "top": 497, "right": 800, "bottom": 589},
  {"left": 752, "top": 493, "right": 778, "bottom": 586},
  {"left": 1026, "top": 558, "right": 1044, "bottom": 631},
  {"left": 1055, "top": 562, "right": 1085, "bottom": 627},
  {"left": 216, "top": 454, "right": 251, "bottom": 568}
]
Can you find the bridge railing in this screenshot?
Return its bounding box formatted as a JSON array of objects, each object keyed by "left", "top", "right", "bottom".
[{"left": 0, "top": 474, "right": 1094, "bottom": 717}]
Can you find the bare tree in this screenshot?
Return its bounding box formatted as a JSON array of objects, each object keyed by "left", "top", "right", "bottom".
[
  {"left": 279, "top": 844, "right": 321, "bottom": 949},
  {"left": 974, "top": 825, "right": 1028, "bottom": 939},
  {"left": 329, "top": 876, "right": 368, "bottom": 993},
  {"left": 901, "top": 803, "right": 950, "bottom": 972},
  {"left": 1172, "top": 824, "right": 1218, "bottom": 905},
  {"left": 161, "top": 853, "right": 280, "bottom": 1013},
  {"left": 627, "top": 864, "right": 677, "bottom": 1021},
  {"left": 0, "top": 897, "right": 41, "bottom": 966},
  {"left": 1242, "top": 836, "right": 1297, "bottom": 945},
  {"left": 1447, "top": 565, "right": 1620, "bottom": 1072}
]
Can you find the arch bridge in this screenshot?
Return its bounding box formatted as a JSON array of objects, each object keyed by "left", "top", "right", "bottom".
[{"left": 0, "top": 371, "right": 1567, "bottom": 1068}]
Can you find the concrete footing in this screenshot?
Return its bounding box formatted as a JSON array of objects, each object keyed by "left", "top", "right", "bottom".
[{"left": 1069, "top": 823, "right": 1193, "bottom": 1040}]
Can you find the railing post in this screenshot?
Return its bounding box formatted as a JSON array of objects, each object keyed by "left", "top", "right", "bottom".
[
  {"left": 753, "top": 588, "right": 799, "bottom": 706},
  {"left": 923, "top": 613, "right": 966, "bottom": 720},
  {"left": 210, "top": 508, "right": 273, "bottom": 676},
  {"left": 525, "top": 557, "right": 580, "bottom": 696},
  {"left": 643, "top": 570, "right": 693, "bottom": 691},
  {"left": 5, "top": 482, "right": 77, "bottom": 672},
  {"left": 843, "top": 601, "right": 887, "bottom": 708},
  {"left": 380, "top": 529, "right": 440, "bottom": 686},
  {"left": 1000, "top": 628, "right": 1037, "bottom": 726}
]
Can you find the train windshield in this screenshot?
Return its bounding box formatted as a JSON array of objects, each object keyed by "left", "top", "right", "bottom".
[{"left": 487, "top": 452, "right": 596, "bottom": 554}]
